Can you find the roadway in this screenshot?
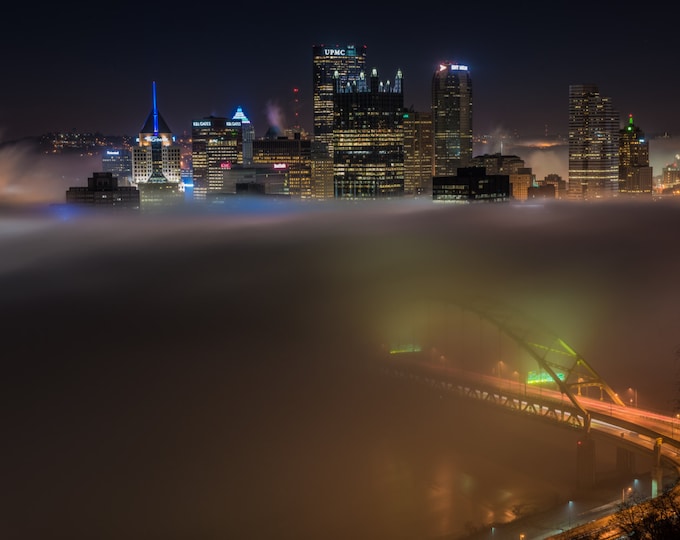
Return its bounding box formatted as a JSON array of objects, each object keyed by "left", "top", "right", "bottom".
[{"left": 381, "top": 354, "right": 680, "bottom": 539}]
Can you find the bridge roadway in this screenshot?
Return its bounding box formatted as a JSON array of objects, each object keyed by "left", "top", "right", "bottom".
[{"left": 380, "top": 354, "right": 680, "bottom": 539}]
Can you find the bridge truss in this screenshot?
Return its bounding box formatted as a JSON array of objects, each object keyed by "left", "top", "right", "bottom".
[{"left": 386, "top": 295, "right": 627, "bottom": 433}]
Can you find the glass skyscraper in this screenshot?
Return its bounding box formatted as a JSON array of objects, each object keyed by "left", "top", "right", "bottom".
[
  {"left": 190, "top": 116, "right": 243, "bottom": 200},
  {"left": 332, "top": 68, "right": 405, "bottom": 199},
  {"left": 618, "top": 114, "right": 652, "bottom": 194},
  {"left": 312, "top": 44, "right": 367, "bottom": 155},
  {"left": 568, "top": 84, "right": 620, "bottom": 199},
  {"left": 432, "top": 62, "right": 473, "bottom": 177}
]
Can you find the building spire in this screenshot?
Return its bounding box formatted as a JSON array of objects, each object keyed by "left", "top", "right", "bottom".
[{"left": 152, "top": 81, "right": 159, "bottom": 135}]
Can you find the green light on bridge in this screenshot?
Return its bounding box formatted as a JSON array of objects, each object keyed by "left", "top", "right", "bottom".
[
  {"left": 389, "top": 344, "right": 422, "bottom": 354},
  {"left": 527, "top": 370, "right": 565, "bottom": 385}
]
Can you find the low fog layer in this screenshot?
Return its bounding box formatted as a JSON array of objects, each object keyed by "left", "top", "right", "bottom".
[{"left": 3, "top": 197, "right": 680, "bottom": 539}]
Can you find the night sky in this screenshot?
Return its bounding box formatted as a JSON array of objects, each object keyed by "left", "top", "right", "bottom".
[{"left": 1, "top": 3, "right": 679, "bottom": 143}]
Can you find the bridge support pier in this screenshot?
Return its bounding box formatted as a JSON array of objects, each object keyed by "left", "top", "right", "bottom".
[
  {"left": 616, "top": 446, "right": 636, "bottom": 475},
  {"left": 651, "top": 437, "right": 663, "bottom": 498},
  {"left": 576, "top": 435, "right": 595, "bottom": 490}
]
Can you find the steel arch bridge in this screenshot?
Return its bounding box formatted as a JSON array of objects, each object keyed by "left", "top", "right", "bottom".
[{"left": 384, "top": 295, "right": 626, "bottom": 433}]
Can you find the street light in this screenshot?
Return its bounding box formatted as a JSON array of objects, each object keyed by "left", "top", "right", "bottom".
[
  {"left": 568, "top": 500, "right": 574, "bottom": 528},
  {"left": 622, "top": 486, "right": 632, "bottom": 503},
  {"left": 628, "top": 387, "right": 638, "bottom": 407}
]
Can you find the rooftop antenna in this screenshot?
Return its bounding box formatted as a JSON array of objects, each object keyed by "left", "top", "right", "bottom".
[{"left": 292, "top": 87, "right": 300, "bottom": 133}]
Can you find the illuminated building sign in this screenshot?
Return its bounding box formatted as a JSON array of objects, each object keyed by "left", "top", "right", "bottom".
[
  {"left": 106, "top": 150, "right": 120, "bottom": 155},
  {"left": 324, "top": 48, "right": 355, "bottom": 56},
  {"left": 273, "top": 163, "right": 287, "bottom": 169},
  {"left": 193, "top": 120, "right": 213, "bottom": 127},
  {"left": 225, "top": 121, "right": 241, "bottom": 127},
  {"left": 439, "top": 64, "right": 469, "bottom": 72},
  {"left": 220, "top": 162, "right": 232, "bottom": 169}
]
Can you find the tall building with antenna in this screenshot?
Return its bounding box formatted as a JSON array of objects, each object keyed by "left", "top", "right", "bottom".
[
  {"left": 618, "top": 114, "right": 652, "bottom": 195},
  {"left": 432, "top": 62, "right": 473, "bottom": 177},
  {"left": 131, "top": 82, "right": 182, "bottom": 207},
  {"left": 131, "top": 82, "right": 182, "bottom": 186}
]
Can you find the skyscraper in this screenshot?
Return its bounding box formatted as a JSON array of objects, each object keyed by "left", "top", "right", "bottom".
[
  {"left": 131, "top": 83, "right": 181, "bottom": 184},
  {"left": 312, "top": 44, "right": 367, "bottom": 155},
  {"left": 618, "top": 114, "right": 653, "bottom": 195},
  {"left": 568, "top": 84, "right": 620, "bottom": 199},
  {"left": 252, "top": 133, "right": 312, "bottom": 199},
  {"left": 332, "top": 67, "right": 405, "bottom": 199},
  {"left": 102, "top": 147, "right": 132, "bottom": 186},
  {"left": 232, "top": 106, "right": 254, "bottom": 165},
  {"left": 432, "top": 62, "right": 473, "bottom": 177},
  {"left": 403, "top": 109, "right": 433, "bottom": 195},
  {"left": 191, "top": 115, "right": 243, "bottom": 200},
  {"left": 131, "top": 82, "right": 182, "bottom": 206}
]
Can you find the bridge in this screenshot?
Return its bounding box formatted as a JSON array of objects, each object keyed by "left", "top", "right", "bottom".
[{"left": 378, "top": 296, "right": 680, "bottom": 538}]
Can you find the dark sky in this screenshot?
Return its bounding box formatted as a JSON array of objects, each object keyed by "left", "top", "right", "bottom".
[{"left": 1, "top": 3, "right": 678, "bottom": 143}]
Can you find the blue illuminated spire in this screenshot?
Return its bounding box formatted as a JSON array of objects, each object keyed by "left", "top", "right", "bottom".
[
  {"left": 139, "top": 81, "right": 172, "bottom": 136},
  {"left": 152, "top": 81, "right": 159, "bottom": 135}
]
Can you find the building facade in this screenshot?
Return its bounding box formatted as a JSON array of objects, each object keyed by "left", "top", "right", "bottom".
[
  {"left": 191, "top": 116, "right": 243, "bottom": 200},
  {"left": 66, "top": 171, "right": 139, "bottom": 209},
  {"left": 312, "top": 44, "right": 367, "bottom": 156},
  {"left": 470, "top": 153, "right": 525, "bottom": 175},
  {"left": 568, "top": 84, "right": 620, "bottom": 199},
  {"left": 102, "top": 147, "right": 132, "bottom": 186},
  {"left": 131, "top": 82, "right": 182, "bottom": 188},
  {"left": 252, "top": 133, "right": 312, "bottom": 199},
  {"left": 207, "top": 164, "right": 290, "bottom": 200},
  {"left": 432, "top": 167, "right": 509, "bottom": 203},
  {"left": 332, "top": 68, "right": 405, "bottom": 199},
  {"left": 618, "top": 114, "right": 653, "bottom": 195},
  {"left": 432, "top": 62, "right": 473, "bottom": 177},
  {"left": 232, "top": 106, "right": 255, "bottom": 165},
  {"left": 403, "top": 109, "right": 433, "bottom": 195}
]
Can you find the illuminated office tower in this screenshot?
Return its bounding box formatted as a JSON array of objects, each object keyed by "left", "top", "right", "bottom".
[
  {"left": 102, "top": 147, "right": 132, "bottom": 185},
  {"left": 131, "top": 83, "right": 182, "bottom": 208},
  {"left": 568, "top": 84, "right": 620, "bottom": 199},
  {"left": 403, "top": 109, "right": 433, "bottom": 195},
  {"left": 191, "top": 116, "right": 243, "bottom": 200},
  {"left": 232, "top": 106, "right": 254, "bottom": 165},
  {"left": 131, "top": 82, "right": 182, "bottom": 188},
  {"left": 618, "top": 114, "right": 652, "bottom": 195},
  {"left": 252, "top": 133, "right": 312, "bottom": 198},
  {"left": 312, "top": 44, "right": 367, "bottom": 155},
  {"left": 332, "top": 68, "right": 405, "bottom": 199},
  {"left": 310, "top": 141, "right": 334, "bottom": 200},
  {"left": 470, "top": 153, "right": 525, "bottom": 175},
  {"left": 432, "top": 62, "right": 473, "bottom": 176}
]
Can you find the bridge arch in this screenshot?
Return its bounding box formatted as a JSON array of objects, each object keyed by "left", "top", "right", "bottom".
[{"left": 387, "top": 295, "right": 626, "bottom": 432}]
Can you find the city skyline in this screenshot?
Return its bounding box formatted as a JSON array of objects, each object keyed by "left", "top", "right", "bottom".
[{"left": 2, "top": 4, "right": 679, "bottom": 144}]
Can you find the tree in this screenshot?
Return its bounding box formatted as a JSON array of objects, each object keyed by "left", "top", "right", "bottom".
[{"left": 609, "top": 488, "right": 680, "bottom": 539}]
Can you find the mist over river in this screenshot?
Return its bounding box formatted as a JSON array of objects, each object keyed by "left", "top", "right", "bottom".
[{"left": 3, "top": 196, "right": 680, "bottom": 539}]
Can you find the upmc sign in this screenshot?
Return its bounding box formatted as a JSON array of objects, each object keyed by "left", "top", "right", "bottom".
[{"left": 324, "top": 49, "right": 346, "bottom": 56}]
